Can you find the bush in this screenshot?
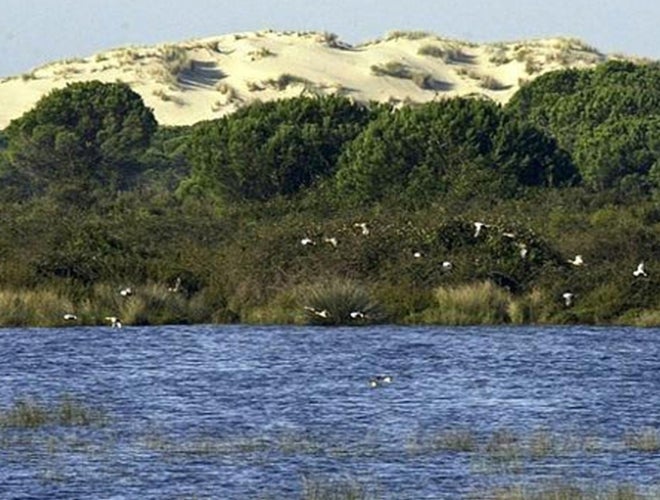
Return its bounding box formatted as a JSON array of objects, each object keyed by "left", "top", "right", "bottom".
[
  {"left": 421, "top": 281, "right": 512, "bottom": 325},
  {"left": 298, "top": 278, "right": 382, "bottom": 326}
]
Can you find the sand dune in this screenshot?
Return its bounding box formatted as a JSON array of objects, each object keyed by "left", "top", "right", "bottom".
[{"left": 0, "top": 29, "right": 646, "bottom": 128}]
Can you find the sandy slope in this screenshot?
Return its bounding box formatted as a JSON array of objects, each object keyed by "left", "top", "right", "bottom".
[{"left": 0, "top": 29, "right": 645, "bottom": 128}]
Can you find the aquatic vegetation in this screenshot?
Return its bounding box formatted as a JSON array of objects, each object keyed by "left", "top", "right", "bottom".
[{"left": 0, "top": 395, "right": 107, "bottom": 428}]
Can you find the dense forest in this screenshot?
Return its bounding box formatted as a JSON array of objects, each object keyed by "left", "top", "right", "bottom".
[{"left": 0, "top": 60, "right": 659, "bottom": 327}]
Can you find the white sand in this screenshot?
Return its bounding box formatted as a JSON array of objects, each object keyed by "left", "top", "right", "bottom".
[{"left": 0, "top": 30, "right": 643, "bottom": 128}]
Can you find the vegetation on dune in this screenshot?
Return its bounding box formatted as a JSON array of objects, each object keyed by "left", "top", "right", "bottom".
[{"left": 0, "top": 62, "right": 660, "bottom": 327}]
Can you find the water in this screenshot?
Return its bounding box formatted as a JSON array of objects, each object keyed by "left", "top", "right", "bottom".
[{"left": 0, "top": 324, "right": 659, "bottom": 499}]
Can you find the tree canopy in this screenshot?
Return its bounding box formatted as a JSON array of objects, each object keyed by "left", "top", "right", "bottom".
[
  {"left": 3, "top": 80, "right": 157, "bottom": 200},
  {"left": 506, "top": 60, "right": 660, "bottom": 190},
  {"left": 180, "top": 95, "right": 371, "bottom": 203},
  {"left": 334, "top": 98, "right": 576, "bottom": 205}
]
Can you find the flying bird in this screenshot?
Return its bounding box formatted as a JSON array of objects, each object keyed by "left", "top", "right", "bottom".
[
  {"left": 168, "top": 277, "right": 182, "bottom": 293},
  {"left": 105, "top": 316, "right": 122, "bottom": 328},
  {"left": 568, "top": 255, "right": 584, "bottom": 266},
  {"left": 413, "top": 251, "right": 423, "bottom": 259},
  {"left": 300, "top": 237, "right": 315, "bottom": 246},
  {"left": 473, "top": 222, "right": 489, "bottom": 238},
  {"left": 304, "top": 306, "right": 330, "bottom": 318},
  {"left": 633, "top": 262, "right": 648, "bottom": 277},
  {"left": 517, "top": 243, "right": 528, "bottom": 259},
  {"left": 562, "top": 292, "right": 574, "bottom": 307},
  {"left": 63, "top": 313, "right": 78, "bottom": 321},
  {"left": 354, "top": 222, "right": 370, "bottom": 235},
  {"left": 119, "top": 287, "right": 133, "bottom": 297},
  {"left": 324, "top": 236, "right": 338, "bottom": 248},
  {"left": 350, "top": 311, "right": 366, "bottom": 319},
  {"left": 442, "top": 261, "right": 453, "bottom": 271}
]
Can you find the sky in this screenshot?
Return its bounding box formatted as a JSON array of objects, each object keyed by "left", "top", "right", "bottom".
[{"left": 1, "top": 0, "right": 658, "bottom": 77}]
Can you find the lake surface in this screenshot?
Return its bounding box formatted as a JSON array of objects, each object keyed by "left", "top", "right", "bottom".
[{"left": 0, "top": 324, "right": 659, "bottom": 499}]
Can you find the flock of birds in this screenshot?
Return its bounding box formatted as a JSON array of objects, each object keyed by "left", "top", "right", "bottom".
[
  {"left": 301, "top": 220, "right": 651, "bottom": 314},
  {"left": 62, "top": 278, "right": 184, "bottom": 329},
  {"left": 60, "top": 219, "right": 649, "bottom": 327}
]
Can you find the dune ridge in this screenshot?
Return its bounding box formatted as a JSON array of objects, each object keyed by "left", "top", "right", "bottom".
[{"left": 0, "top": 29, "right": 648, "bottom": 128}]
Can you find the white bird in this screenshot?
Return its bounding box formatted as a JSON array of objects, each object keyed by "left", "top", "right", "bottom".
[
  {"left": 168, "top": 277, "right": 182, "bottom": 293},
  {"left": 503, "top": 232, "right": 516, "bottom": 239},
  {"left": 473, "top": 221, "right": 488, "bottom": 238},
  {"left": 350, "top": 311, "right": 365, "bottom": 319},
  {"left": 633, "top": 262, "right": 648, "bottom": 277},
  {"left": 105, "top": 316, "right": 122, "bottom": 328},
  {"left": 413, "top": 251, "right": 423, "bottom": 259},
  {"left": 354, "top": 222, "right": 370, "bottom": 235},
  {"left": 63, "top": 313, "right": 78, "bottom": 321},
  {"left": 369, "top": 375, "right": 394, "bottom": 388},
  {"left": 304, "top": 306, "right": 330, "bottom": 318},
  {"left": 518, "top": 243, "right": 528, "bottom": 259},
  {"left": 442, "top": 261, "right": 453, "bottom": 271},
  {"left": 324, "top": 236, "right": 338, "bottom": 248},
  {"left": 119, "top": 287, "right": 133, "bottom": 297},
  {"left": 562, "top": 292, "right": 574, "bottom": 307},
  {"left": 300, "top": 237, "right": 315, "bottom": 246},
  {"left": 568, "top": 255, "right": 584, "bottom": 266}
]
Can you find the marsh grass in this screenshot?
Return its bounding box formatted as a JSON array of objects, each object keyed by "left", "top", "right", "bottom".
[
  {"left": 407, "top": 428, "right": 479, "bottom": 455},
  {"left": 624, "top": 427, "right": 660, "bottom": 452},
  {"left": 299, "top": 278, "right": 382, "bottom": 325},
  {"left": 424, "top": 281, "right": 512, "bottom": 325},
  {"left": 487, "top": 483, "right": 647, "bottom": 500},
  {"left": 301, "top": 474, "right": 372, "bottom": 500},
  {"left": 0, "top": 396, "right": 106, "bottom": 428},
  {"left": 0, "top": 289, "right": 75, "bottom": 327}
]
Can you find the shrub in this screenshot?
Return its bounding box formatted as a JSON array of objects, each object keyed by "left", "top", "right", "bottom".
[
  {"left": 298, "top": 278, "right": 382, "bottom": 326},
  {"left": 423, "top": 281, "right": 512, "bottom": 325}
]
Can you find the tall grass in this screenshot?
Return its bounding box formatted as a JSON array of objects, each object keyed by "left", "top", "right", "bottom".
[
  {"left": 0, "top": 289, "right": 75, "bottom": 327},
  {"left": 423, "top": 281, "right": 511, "bottom": 325}
]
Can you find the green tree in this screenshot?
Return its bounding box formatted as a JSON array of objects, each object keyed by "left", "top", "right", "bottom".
[
  {"left": 3, "top": 80, "right": 157, "bottom": 201},
  {"left": 179, "top": 95, "right": 371, "bottom": 202},
  {"left": 507, "top": 61, "right": 660, "bottom": 189},
  {"left": 335, "top": 98, "right": 576, "bottom": 205}
]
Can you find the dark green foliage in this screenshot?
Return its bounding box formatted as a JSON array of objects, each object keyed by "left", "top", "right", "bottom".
[
  {"left": 3, "top": 80, "right": 157, "bottom": 201},
  {"left": 335, "top": 98, "right": 576, "bottom": 205},
  {"left": 181, "top": 95, "right": 370, "bottom": 202},
  {"left": 506, "top": 60, "right": 660, "bottom": 189},
  {"left": 1, "top": 64, "right": 660, "bottom": 326}
]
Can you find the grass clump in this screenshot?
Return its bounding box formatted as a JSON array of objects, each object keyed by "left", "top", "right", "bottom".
[
  {"left": 263, "top": 73, "right": 311, "bottom": 90},
  {"left": 301, "top": 474, "right": 372, "bottom": 500},
  {"left": 624, "top": 427, "right": 660, "bottom": 452},
  {"left": 248, "top": 47, "right": 276, "bottom": 60},
  {"left": 423, "top": 281, "right": 512, "bottom": 325},
  {"left": 370, "top": 61, "right": 412, "bottom": 79},
  {"left": 489, "top": 483, "right": 646, "bottom": 500},
  {"left": 0, "top": 396, "right": 106, "bottom": 428},
  {"left": 299, "top": 278, "right": 382, "bottom": 326}
]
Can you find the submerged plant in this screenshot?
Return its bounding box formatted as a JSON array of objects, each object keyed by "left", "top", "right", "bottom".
[{"left": 0, "top": 395, "right": 107, "bottom": 428}]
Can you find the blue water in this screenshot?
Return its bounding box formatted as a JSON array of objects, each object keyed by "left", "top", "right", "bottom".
[{"left": 0, "top": 325, "right": 659, "bottom": 499}]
